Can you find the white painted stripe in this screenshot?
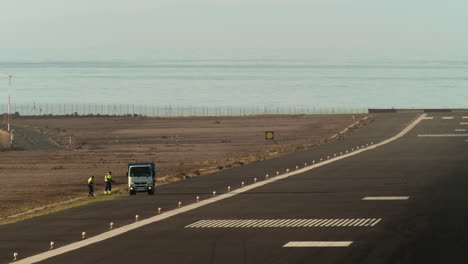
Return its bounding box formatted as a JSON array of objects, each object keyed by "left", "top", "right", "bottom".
[
  {"left": 251, "top": 220, "right": 265, "bottom": 228},
  {"left": 280, "top": 219, "right": 298, "bottom": 227},
  {"left": 463, "top": 117, "right": 468, "bottom": 119},
  {"left": 226, "top": 220, "right": 244, "bottom": 228},
  {"left": 226, "top": 220, "right": 245, "bottom": 227},
  {"left": 362, "top": 196, "right": 410, "bottom": 200},
  {"left": 248, "top": 220, "right": 262, "bottom": 228},
  {"left": 217, "top": 220, "right": 236, "bottom": 228},
  {"left": 195, "top": 220, "right": 214, "bottom": 228},
  {"left": 344, "top": 219, "right": 360, "bottom": 227},
  {"left": 418, "top": 134, "right": 468, "bottom": 137},
  {"left": 262, "top": 219, "right": 279, "bottom": 227},
  {"left": 303, "top": 219, "right": 320, "bottom": 227},
  {"left": 352, "top": 219, "right": 364, "bottom": 226},
  {"left": 324, "top": 219, "right": 341, "bottom": 227},
  {"left": 185, "top": 220, "right": 203, "bottom": 228},
  {"left": 337, "top": 219, "right": 353, "bottom": 226},
  {"left": 333, "top": 219, "right": 348, "bottom": 227},
  {"left": 277, "top": 219, "right": 294, "bottom": 227},
  {"left": 442, "top": 117, "right": 454, "bottom": 119},
  {"left": 258, "top": 219, "right": 276, "bottom": 227},
  {"left": 312, "top": 219, "right": 327, "bottom": 227},
  {"left": 295, "top": 219, "right": 308, "bottom": 226},
  {"left": 248, "top": 220, "right": 262, "bottom": 227},
  {"left": 364, "top": 218, "right": 377, "bottom": 227},
  {"left": 298, "top": 219, "right": 311, "bottom": 227},
  {"left": 211, "top": 220, "right": 228, "bottom": 228},
  {"left": 280, "top": 219, "right": 297, "bottom": 227},
  {"left": 339, "top": 219, "right": 353, "bottom": 227},
  {"left": 186, "top": 219, "right": 382, "bottom": 228},
  {"left": 370, "top": 218, "right": 382, "bottom": 226},
  {"left": 238, "top": 220, "right": 255, "bottom": 228},
  {"left": 16, "top": 115, "right": 425, "bottom": 264},
  {"left": 460, "top": 123, "right": 468, "bottom": 125},
  {"left": 200, "top": 220, "right": 217, "bottom": 228},
  {"left": 283, "top": 241, "right": 353, "bottom": 247},
  {"left": 217, "top": 220, "right": 234, "bottom": 227},
  {"left": 271, "top": 219, "right": 289, "bottom": 227},
  {"left": 355, "top": 219, "right": 369, "bottom": 226},
  {"left": 291, "top": 219, "right": 309, "bottom": 227},
  {"left": 455, "top": 129, "right": 467, "bottom": 132},
  {"left": 202, "top": 220, "right": 218, "bottom": 228},
  {"left": 318, "top": 219, "right": 334, "bottom": 227},
  {"left": 422, "top": 117, "right": 434, "bottom": 120},
  {"left": 359, "top": 219, "right": 372, "bottom": 226},
  {"left": 320, "top": 219, "right": 338, "bottom": 227}
]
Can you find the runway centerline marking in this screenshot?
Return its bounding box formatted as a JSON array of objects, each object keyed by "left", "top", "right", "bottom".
[
  {"left": 460, "top": 123, "right": 468, "bottom": 125},
  {"left": 362, "top": 196, "right": 409, "bottom": 200},
  {"left": 442, "top": 117, "right": 454, "bottom": 119},
  {"left": 185, "top": 218, "right": 382, "bottom": 228},
  {"left": 14, "top": 114, "right": 426, "bottom": 264},
  {"left": 283, "top": 241, "right": 353, "bottom": 247},
  {"left": 418, "top": 134, "right": 468, "bottom": 137}
]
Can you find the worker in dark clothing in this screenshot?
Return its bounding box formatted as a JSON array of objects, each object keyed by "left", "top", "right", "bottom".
[
  {"left": 104, "top": 171, "right": 113, "bottom": 194},
  {"left": 88, "top": 176, "right": 95, "bottom": 197}
]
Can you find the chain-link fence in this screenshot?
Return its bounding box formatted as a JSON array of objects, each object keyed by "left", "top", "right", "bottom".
[{"left": 0, "top": 104, "right": 367, "bottom": 117}]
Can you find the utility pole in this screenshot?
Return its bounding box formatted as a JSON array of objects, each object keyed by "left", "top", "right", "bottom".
[{"left": 6, "top": 74, "right": 13, "bottom": 132}]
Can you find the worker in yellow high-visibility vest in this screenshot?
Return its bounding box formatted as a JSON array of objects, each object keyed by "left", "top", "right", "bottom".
[
  {"left": 104, "top": 171, "right": 113, "bottom": 194},
  {"left": 88, "top": 176, "right": 94, "bottom": 197}
]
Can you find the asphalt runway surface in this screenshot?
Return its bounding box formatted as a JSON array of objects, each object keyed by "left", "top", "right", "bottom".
[{"left": 3, "top": 112, "right": 468, "bottom": 263}]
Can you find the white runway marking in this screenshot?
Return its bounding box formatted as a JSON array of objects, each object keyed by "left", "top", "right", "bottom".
[
  {"left": 362, "top": 196, "right": 409, "bottom": 200},
  {"left": 370, "top": 218, "right": 382, "bottom": 226},
  {"left": 185, "top": 218, "right": 382, "bottom": 228},
  {"left": 283, "top": 241, "right": 353, "bottom": 247},
  {"left": 442, "top": 117, "right": 454, "bottom": 119},
  {"left": 418, "top": 134, "right": 468, "bottom": 137},
  {"left": 460, "top": 123, "right": 468, "bottom": 125},
  {"left": 463, "top": 117, "right": 468, "bottom": 119},
  {"left": 422, "top": 117, "right": 434, "bottom": 120},
  {"left": 14, "top": 114, "right": 426, "bottom": 264},
  {"left": 455, "top": 129, "right": 467, "bottom": 132}
]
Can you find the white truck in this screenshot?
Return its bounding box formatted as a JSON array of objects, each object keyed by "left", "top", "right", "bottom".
[{"left": 127, "top": 162, "right": 155, "bottom": 195}]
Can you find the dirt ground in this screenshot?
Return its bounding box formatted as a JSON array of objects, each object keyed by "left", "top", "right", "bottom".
[{"left": 0, "top": 114, "right": 369, "bottom": 218}]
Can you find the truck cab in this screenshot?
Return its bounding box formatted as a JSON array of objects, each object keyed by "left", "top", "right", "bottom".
[{"left": 127, "top": 163, "right": 155, "bottom": 195}]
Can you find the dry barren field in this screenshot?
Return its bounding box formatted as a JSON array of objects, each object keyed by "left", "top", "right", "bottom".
[{"left": 0, "top": 114, "right": 369, "bottom": 218}]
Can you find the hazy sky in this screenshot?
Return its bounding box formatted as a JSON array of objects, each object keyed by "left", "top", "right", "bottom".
[{"left": 1, "top": 0, "right": 468, "bottom": 55}]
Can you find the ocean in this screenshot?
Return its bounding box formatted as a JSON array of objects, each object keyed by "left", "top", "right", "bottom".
[{"left": 0, "top": 49, "right": 467, "bottom": 111}]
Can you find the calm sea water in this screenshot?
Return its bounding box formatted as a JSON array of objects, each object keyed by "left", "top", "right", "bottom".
[{"left": 0, "top": 50, "right": 467, "bottom": 109}]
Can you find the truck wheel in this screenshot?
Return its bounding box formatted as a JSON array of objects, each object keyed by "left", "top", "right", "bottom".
[
  {"left": 129, "top": 190, "right": 136, "bottom": 195},
  {"left": 148, "top": 189, "right": 154, "bottom": 195}
]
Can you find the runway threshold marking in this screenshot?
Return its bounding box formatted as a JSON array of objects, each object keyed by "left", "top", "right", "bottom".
[
  {"left": 418, "top": 134, "right": 468, "bottom": 137},
  {"left": 362, "top": 196, "right": 409, "bottom": 200},
  {"left": 14, "top": 114, "right": 426, "bottom": 264},
  {"left": 185, "top": 218, "right": 382, "bottom": 228},
  {"left": 283, "top": 241, "right": 353, "bottom": 247}
]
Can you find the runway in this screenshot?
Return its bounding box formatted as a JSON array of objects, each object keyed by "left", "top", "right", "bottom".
[{"left": 3, "top": 112, "right": 468, "bottom": 264}]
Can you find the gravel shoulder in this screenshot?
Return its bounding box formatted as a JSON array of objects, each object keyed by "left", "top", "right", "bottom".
[{"left": 0, "top": 114, "right": 368, "bottom": 218}]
